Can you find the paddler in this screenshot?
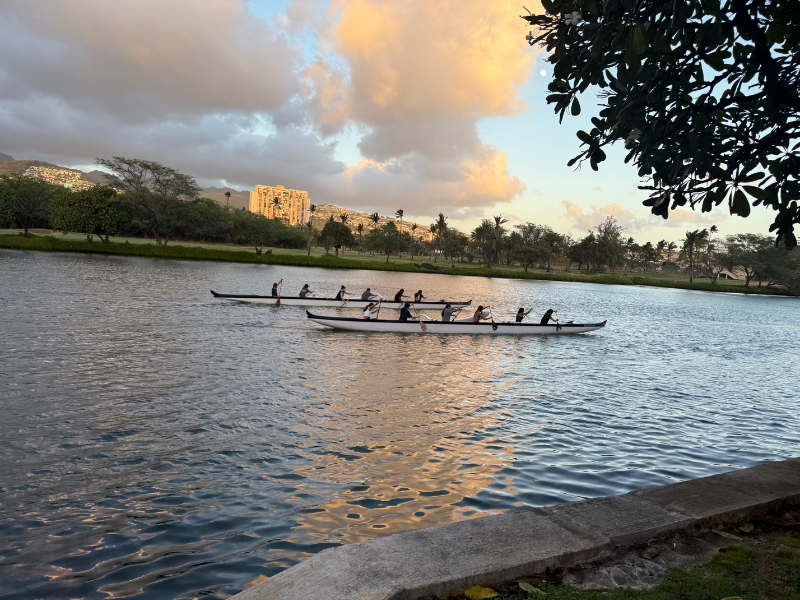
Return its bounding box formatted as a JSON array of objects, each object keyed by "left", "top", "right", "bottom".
[
  {"left": 361, "top": 287, "right": 379, "bottom": 301},
  {"left": 298, "top": 284, "right": 314, "bottom": 297},
  {"left": 540, "top": 309, "right": 558, "bottom": 325},
  {"left": 398, "top": 302, "right": 415, "bottom": 322},
  {"left": 440, "top": 303, "right": 462, "bottom": 322},
  {"left": 394, "top": 288, "right": 409, "bottom": 303},
  {"left": 516, "top": 308, "right": 533, "bottom": 322},
  {"left": 335, "top": 285, "right": 348, "bottom": 301},
  {"left": 472, "top": 305, "right": 492, "bottom": 322}
]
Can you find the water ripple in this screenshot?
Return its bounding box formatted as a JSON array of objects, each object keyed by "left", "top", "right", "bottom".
[{"left": 0, "top": 249, "right": 798, "bottom": 599}]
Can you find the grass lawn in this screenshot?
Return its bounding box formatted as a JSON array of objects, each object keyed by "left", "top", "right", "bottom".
[
  {"left": 464, "top": 530, "right": 800, "bottom": 600},
  {"left": 0, "top": 230, "right": 790, "bottom": 295}
]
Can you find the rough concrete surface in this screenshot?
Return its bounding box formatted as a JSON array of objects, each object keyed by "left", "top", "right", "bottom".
[
  {"left": 232, "top": 458, "right": 800, "bottom": 600},
  {"left": 563, "top": 530, "right": 734, "bottom": 590}
]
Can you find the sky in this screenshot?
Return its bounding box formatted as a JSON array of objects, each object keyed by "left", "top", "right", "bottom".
[{"left": 0, "top": 0, "right": 776, "bottom": 243}]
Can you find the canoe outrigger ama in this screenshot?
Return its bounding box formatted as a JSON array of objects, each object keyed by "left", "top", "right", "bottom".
[
  {"left": 210, "top": 290, "right": 472, "bottom": 311},
  {"left": 306, "top": 312, "right": 607, "bottom": 335}
]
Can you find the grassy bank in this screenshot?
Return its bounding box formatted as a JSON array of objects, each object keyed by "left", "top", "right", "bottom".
[
  {"left": 476, "top": 529, "right": 800, "bottom": 600},
  {"left": 0, "top": 233, "right": 792, "bottom": 296}
]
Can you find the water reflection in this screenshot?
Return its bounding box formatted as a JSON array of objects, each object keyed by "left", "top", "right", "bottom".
[{"left": 0, "top": 250, "right": 798, "bottom": 599}]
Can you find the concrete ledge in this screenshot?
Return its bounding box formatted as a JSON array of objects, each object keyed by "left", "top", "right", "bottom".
[{"left": 233, "top": 458, "right": 800, "bottom": 600}]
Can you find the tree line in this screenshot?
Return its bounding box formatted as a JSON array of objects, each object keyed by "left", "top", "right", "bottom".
[{"left": 1, "top": 156, "right": 797, "bottom": 294}]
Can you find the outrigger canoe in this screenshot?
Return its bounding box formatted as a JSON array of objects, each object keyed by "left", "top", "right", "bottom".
[
  {"left": 306, "top": 312, "right": 607, "bottom": 335},
  {"left": 210, "top": 290, "right": 472, "bottom": 310}
]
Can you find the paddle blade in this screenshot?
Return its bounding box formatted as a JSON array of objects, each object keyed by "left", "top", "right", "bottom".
[
  {"left": 420, "top": 321, "right": 427, "bottom": 331},
  {"left": 276, "top": 298, "right": 281, "bottom": 306}
]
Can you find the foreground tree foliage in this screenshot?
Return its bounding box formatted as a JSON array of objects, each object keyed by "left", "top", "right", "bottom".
[{"left": 523, "top": 0, "right": 800, "bottom": 247}]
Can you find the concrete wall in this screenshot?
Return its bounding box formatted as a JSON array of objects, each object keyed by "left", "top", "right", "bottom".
[{"left": 233, "top": 458, "right": 800, "bottom": 600}]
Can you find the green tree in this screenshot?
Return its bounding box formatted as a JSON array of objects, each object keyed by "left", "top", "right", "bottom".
[
  {"left": 96, "top": 157, "right": 200, "bottom": 245},
  {"left": 595, "top": 216, "right": 626, "bottom": 272},
  {"left": 724, "top": 233, "right": 771, "bottom": 285},
  {"left": 523, "top": 0, "right": 800, "bottom": 247},
  {"left": 508, "top": 223, "right": 544, "bottom": 272},
  {"left": 410, "top": 223, "right": 418, "bottom": 259},
  {"left": 0, "top": 174, "right": 64, "bottom": 234},
  {"left": 320, "top": 220, "right": 355, "bottom": 257},
  {"left": 367, "top": 221, "right": 409, "bottom": 263},
  {"left": 49, "top": 186, "right": 132, "bottom": 242},
  {"left": 442, "top": 228, "right": 469, "bottom": 266},
  {"left": 224, "top": 191, "right": 231, "bottom": 208}
]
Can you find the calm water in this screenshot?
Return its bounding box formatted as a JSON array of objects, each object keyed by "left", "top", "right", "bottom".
[{"left": 1, "top": 249, "right": 798, "bottom": 599}]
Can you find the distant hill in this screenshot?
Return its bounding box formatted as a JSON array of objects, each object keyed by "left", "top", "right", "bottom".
[
  {"left": 0, "top": 153, "right": 14, "bottom": 162},
  {"left": 201, "top": 186, "right": 250, "bottom": 210},
  {"left": 84, "top": 170, "right": 110, "bottom": 185}
]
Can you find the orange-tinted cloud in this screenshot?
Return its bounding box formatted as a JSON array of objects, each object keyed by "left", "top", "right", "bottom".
[
  {"left": 562, "top": 201, "right": 720, "bottom": 234},
  {"left": 297, "top": 0, "right": 536, "bottom": 213}
]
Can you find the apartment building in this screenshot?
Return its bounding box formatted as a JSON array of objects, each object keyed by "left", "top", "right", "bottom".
[{"left": 249, "top": 185, "right": 310, "bottom": 226}]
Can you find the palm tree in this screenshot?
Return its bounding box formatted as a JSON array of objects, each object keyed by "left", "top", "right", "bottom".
[
  {"left": 429, "top": 223, "right": 438, "bottom": 260},
  {"left": 410, "top": 223, "right": 418, "bottom": 259},
  {"left": 666, "top": 241, "right": 677, "bottom": 264},
  {"left": 224, "top": 191, "right": 231, "bottom": 208},
  {"left": 434, "top": 213, "right": 447, "bottom": 262},
  {"left": 370, "top": 212, "right": 380, "bottom": 229},
  {"left": 488, "top": 215, "right": 508, "bottom": 268},
  {"left": 356, "top": 223, "right": 364, "bottom": 253},
  {"left": 305, "top": 221, "right": 314, "bottom": 256},
  {"left": 395, "top": 209, "right": 404, "bottom": 256},
  {"left": 309, "top": 204, "right": 316, "bottom": 226},
  {"left": 682, "top": 229, "right": 708, "bottom": 282}
]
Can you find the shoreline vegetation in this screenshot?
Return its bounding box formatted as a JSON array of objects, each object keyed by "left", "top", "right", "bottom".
[{"left": 1, "top": 233, "right": 792, "bottom": 296}]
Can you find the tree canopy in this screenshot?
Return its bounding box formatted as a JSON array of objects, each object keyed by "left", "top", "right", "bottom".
[
  {"left": 523, "top": 0, "right": 800, "bottom": 247},
  {"left": 49, "top": 186, "right": 131, "bottom": 242},
  {"left": 320, "top": 220, "right": 356, "bottom": 257}
]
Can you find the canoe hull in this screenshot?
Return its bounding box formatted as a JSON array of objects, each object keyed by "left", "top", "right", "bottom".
[
  {"left": 211, "top": 291, "right": 471, "bottom": 310},
  {"left": 306, "top": 312, "right": 606, "bottom": 335}
]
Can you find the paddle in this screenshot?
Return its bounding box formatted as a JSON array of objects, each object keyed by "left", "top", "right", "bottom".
[
  {"left": 339, "top": 292, "right": 354, "bottom": 308},
  {"left": 275, "top": 278, "right": 283, "bottom": 306},
  {"left": 410, "top": 304, "right": 427, "bottom": 331}
]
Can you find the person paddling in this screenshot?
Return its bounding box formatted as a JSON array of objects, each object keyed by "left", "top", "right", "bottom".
[
  {"left": 414, "top": 290, "right": 425, "bottom": 303},
  {"left": 335, "top": 285, "right": 348, "bottom": 301},
  {"left": 298, "top": 284, "right": 314, "bottom": 298},
  {"left": 540, "top": 309, "right": 558, "bottom": 325},
  {"left": 472, "top": 305, "right": 492, "bottom": 322},
  {"left": 516, "top": 308, "right": 533, "bottom": 323},
  {"left": 394, "top": 288, "right": 409, "bottom": 303},
  {"left": 398, "top": 302, "right": 415, "bottom": 322},
  {"left": 271, "top": 283, "right": 279, "bottom": 297},
  {"left": 361, "top": 288, "right": 379, "bottom": 301},
  {"left": 364, "top": 301, "right": 381, "bottom": 320},
  {"left": 440, "top": 303, "right": 462, "bottom": 322}
]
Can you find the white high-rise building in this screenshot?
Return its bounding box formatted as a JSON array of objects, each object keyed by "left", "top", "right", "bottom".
[{"left": 249, "top": 185, "right": 310, "bottom": 225}]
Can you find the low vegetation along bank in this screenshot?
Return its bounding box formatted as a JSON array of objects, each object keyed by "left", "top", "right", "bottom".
[{"left": 2, "top": 234, "right": 793, "bottom": 296}]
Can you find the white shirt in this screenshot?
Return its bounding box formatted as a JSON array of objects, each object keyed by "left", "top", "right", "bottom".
[{"left": 363, "top": 309, "right": 372, "bottom": 319}]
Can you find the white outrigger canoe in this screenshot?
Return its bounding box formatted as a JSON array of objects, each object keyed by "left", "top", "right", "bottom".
[
  {"left": 306, "top": 312, "right": 607, "bottom": 335},
  {"left": 210, "top": 290, "right": 472, "bottom": 310}
]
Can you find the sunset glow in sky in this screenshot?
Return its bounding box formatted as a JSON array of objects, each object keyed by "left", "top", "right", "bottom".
[{"left": 0, "top": 0, "right": 775, "bottom": 241}]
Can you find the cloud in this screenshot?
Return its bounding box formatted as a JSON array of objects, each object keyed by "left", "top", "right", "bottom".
[
  {"left": 0, "top": 0, "right": 299, "bottom": 121},
  {"left": 562, "top": 200, "right": 721, "bottom": 234},
  {"left": 0, "top": 0, "right": 535, "bottom": 220}
]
